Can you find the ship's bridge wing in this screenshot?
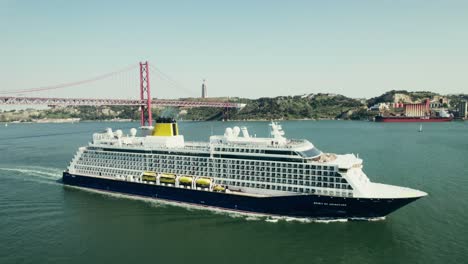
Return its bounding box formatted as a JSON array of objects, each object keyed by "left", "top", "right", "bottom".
[
  {"left": 335, "top": 154, "right": 363, "bottom": 169},
  {"left": 295, "top": 146, "right": 322, "bottom": 159}
]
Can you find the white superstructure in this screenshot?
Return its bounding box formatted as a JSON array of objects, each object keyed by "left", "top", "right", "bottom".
[{"left": 67, "top": 122, "right": 426, "bottom": 199}]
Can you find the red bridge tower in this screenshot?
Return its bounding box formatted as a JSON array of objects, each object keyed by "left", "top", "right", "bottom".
[{"left": 139, "top": 61, "right": 153, "bottom": 126}]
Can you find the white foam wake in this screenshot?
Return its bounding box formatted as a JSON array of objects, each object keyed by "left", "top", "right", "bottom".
[
  {"left": 0, "top": 168, "right": 388, "bottom": 223},
  {"left": 0, "top": 166, "right": 63, "bottom": 182}
]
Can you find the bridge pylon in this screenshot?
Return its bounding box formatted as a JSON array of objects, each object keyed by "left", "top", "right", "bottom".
[{"left": 139, "top": 61, "right": 152, "bottom": 127}]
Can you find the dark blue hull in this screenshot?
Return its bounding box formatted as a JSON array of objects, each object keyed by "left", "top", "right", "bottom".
[{"left": 62, "top": 172, "right": 420, "bottom": 219}]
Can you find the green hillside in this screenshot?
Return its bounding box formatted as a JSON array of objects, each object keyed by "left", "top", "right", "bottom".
[{"left": 1, "top": 91, "right": 467, "bottom": 122}]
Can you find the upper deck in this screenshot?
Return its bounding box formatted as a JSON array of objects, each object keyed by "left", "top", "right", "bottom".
[{"left": 89, "top": 121, "right": 365, "bottom": 171}]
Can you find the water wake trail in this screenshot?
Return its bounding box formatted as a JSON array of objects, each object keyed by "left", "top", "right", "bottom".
[
  {"left": 0, "top": 167, "right": 387, "bottom": 223},
  {"left": 0, "top": 166, "right": 63, "bottom": 184},
  {"left": 0, "top": 130, "right": 97, "bottom": 141}
]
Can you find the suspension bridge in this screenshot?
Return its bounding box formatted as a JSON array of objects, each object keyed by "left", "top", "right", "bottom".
[{"left": 0, "top": 61, "right": 245, "bottom": 126}]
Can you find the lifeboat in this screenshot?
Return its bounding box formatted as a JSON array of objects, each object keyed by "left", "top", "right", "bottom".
[
  {"left": 160, "top": 173, "right": 176, "bottom": 184},
  {"left": 196, "top": 177, "right": 212, "bottom": 187},
  {"left": 179, "top": 176, "right": 193, "bottom": 185},
  {"left": 142, "top": 171, "right": 157, "bottom": 182},
  {"left": 213, "top": 185, "right": 225, "bottom": 192}
]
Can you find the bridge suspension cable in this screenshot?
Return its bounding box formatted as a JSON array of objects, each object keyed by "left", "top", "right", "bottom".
[
  {"left": 0, "top": 64, "right": 138, "bottom": 95},
  {"left": 149, "top": 65, "right": 198, "bottom": 97}
]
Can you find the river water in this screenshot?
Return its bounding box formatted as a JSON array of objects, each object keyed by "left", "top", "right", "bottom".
[{"left": 0, "top": 120, "right": 467, "bottom": 264}]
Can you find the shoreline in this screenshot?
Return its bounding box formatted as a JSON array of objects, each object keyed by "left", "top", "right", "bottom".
[{"left": 1, "top": 118, "right": 368, "bottom": 124}]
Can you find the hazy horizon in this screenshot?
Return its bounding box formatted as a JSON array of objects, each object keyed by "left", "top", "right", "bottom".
[{"left": 1, "top": 0, "right": 468, "bottom": 100}]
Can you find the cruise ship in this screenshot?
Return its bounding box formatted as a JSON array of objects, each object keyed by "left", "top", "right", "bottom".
[{"left": 62, "top": 118, "right": 427, "bottom": 219}]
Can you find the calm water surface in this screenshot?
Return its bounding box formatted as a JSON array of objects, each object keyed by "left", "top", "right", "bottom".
[{"left": 1, "top": 120, "right": 467, "bottom": 264}]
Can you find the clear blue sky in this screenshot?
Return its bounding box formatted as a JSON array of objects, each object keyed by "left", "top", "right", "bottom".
[{"left": 1, "top": 0, "right": 467, "bottom": 99}]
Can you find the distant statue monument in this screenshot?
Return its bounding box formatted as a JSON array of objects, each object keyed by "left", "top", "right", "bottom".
[{"left": 201, "top": 79, "right": 207, "bottom": 98}]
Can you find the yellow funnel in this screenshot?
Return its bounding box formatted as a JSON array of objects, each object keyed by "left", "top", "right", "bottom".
[{"left": 152, "top": 118, "right": 179, "bottom": 136}]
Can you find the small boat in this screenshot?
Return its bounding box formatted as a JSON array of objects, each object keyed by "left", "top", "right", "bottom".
[
  {"left": 196, "top": 177, "right": 212, "bottom": 187},
  {"left": 160, "top": 173, "right": 176, "bottom": 184},
  {"left": 213, "top": 185, "right": 226, "bottom": 192},
  {"left": 179, "top": 176, "right": 193, "bottom": 185},
  {"left": 418, "top": 124, "right": 423, "bottom": 133},
  {"left": 142, "top": 171, "right": 157, "bottom": 182}
]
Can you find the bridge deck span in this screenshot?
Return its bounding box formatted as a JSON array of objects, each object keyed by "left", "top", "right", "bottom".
[{"left": 0, "top": 97, "right": 245, "bottom": 108}]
